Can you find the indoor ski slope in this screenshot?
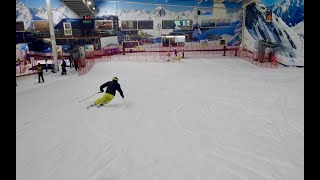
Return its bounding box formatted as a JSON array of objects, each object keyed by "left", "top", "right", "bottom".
[{"left": 16, "top": 57, "right": 304, "bottom": 180}]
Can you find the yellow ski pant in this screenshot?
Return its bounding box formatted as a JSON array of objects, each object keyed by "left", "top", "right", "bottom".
[{"left": 94, "top": 93, "right": 115, "bottom": 105}]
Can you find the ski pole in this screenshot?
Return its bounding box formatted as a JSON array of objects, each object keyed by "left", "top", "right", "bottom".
[{"left": 78, "top": 92, "right": 100, "bottom": 103}]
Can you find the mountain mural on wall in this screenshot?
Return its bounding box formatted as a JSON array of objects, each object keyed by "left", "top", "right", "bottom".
[
  {"left": 244, "top": 2, "right": 303, "bottom": 66},
  {"left": 292, "top": 20, "right": 303, "bottom": 36},
  {"left": 16, "top": 0, "right": 33, "bottom": 29},
  {"left": 16, "top": 0, "right": 79, "bottom": 30},
  {"left": 16, "top": 0, "right": 242, "bottom": 45},
  {"left": 271, "top": 0, "right": 304, "bottom": 27},
  {"left": 95, "top": 1, "right": 242, "bottom": 45},
  {"left": 96, "top": 5, "right": 199, "bottom": 22}
]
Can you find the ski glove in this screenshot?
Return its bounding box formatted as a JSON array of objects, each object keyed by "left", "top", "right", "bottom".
[{"left": 121, "top": 95, "right": 124, "bottom": 98}]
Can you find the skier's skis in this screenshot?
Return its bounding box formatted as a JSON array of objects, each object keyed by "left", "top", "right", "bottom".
[
  {"left": 97, "top": 104, "right": 104, "bottom": 108},
  {"left": 87, "top": 103, "right": 103, "bottom": 109},
  {"left": 86, "top": 104, "right": 94, "bottom": 110}
]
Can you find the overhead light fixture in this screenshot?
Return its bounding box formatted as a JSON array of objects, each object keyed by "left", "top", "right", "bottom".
[
  {"left": 93, "top": 7, "right": 95, "bottom": 10},
  {"left": 88, "top": 1, "right": 92, "bottom": 5}
]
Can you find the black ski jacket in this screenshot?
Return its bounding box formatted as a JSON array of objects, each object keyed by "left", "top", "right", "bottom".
[{"left": 100, "top": 80, "right": 124, "bottom": 97}]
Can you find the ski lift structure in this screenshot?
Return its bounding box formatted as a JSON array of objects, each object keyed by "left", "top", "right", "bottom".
[{"left": 254, "top": 40, "right": 279, "bottom": 63}]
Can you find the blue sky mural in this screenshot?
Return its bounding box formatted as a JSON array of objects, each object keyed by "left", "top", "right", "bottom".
[
  {"left": 96, "top": 1, "right": 154, "bottom": 11},
  {"left": 95, "top": 0, "right": 242, "bottom": 13},
  {"left": 94, "top": 0, "right": 242, "bottom": 45},
  {"left": 98, "top": 0, "right": 213, "bottom": 6},
  {"left": 244, "top": 1, "right": 303, "bottom": 65},
  {"left": 95, "top": 0, "right": 214, "bottom": 9},
  {"left": 20, "top": 0, "right": 61, "bottom": 8},
  {"left": 265, "top": 0, "right": 304, "bottom": 27},
  {"left": 16, "top": 0, "right": 79, "bottom": 29},
  {"left": 261, "top": 0, "right": 282, "bottom": 6},
  {"left": 96, "top": 1, "right": 202, "bottom": 13},
  {"left": 222, "top": 2, "right": 242, "bottom": 9}
]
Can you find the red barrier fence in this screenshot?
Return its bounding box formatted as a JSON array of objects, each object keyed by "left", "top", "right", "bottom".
[
  {"left": 76, "top": 48, "right": 118, "bottom": 76},
  {"left": 238, "top": 49, "right": 278, "bottom": 68},
  {"left": 23, "top": 46, "right": 278, "bottom": 78}
]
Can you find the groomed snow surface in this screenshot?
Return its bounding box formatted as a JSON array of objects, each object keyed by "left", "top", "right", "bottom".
[{"left": 16, "top": 57, "right": 304, "bottom": 180}]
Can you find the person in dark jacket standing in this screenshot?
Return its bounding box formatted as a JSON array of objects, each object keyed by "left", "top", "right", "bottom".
[
  {"left": 45, "top": 59, "right": 48, "bottom": 72},
  {"left": 61, "top": 59, "right": 67, "bottom": 75},
  {"left": 36, "top": 63, "right": 44, "bottom": 83},
  {"left": 223, "top": 45, "right": 227, "bottom": 56},
  {"left": 87, "top": 77, "right": 125, "bottom": 109},
  {"left": 182, "top": 48, "right": 185, "bottom": 58},
  {"left": 74, "top": 59, "right": 78, "bottom": 71}
]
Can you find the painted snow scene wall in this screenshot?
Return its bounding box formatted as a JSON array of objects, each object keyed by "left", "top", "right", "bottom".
[
  {"left": 95, "top": 0, "right": 243, "bottom": 46},
  {"left": 16, "top": 0, "right": 79, "bottom": 30},
  {"left": 16, "top": 0, "right": 304, "bottom": 66},
  {"left": 243, "top": 0, "right": 304, "bottom": 66}
]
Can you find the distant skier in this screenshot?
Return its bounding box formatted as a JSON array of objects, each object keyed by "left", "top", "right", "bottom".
[
  {"left": 61, "top": 59, "right": 67, "bottom": 75},
  {"left": 166, "top": 50, "right": 171, "bottom": 61},
  {"left": 69, "top": 56, "right": 74, "bottom": 68},
  {"left": 182, "top": 48, "right": 185, "bottom": 58},
  {"left": 87, "top": 77, "right": 125, "bottom": 109},
  {"left": 36, "top": 63, "right": 44, "bottom": 83},
  {"left": 45, "top": 59, "right": 48, "bottom": 72},
  {"left": 272, "top": 54, "right": 277, "bottom": 65},
  {"left": 74, "top": 60, "right": 78, "bottom": 71},
  {"left": 174, "top": 48, "right": 178, "bottom": 56},
  {"left": 223, "top": 45, "right": 227, "bottom": 56},
  {"left": 268, "top": 51, "right": 273, "bottom": 62}
]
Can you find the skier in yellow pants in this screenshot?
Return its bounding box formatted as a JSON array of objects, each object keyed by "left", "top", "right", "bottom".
[
  {"left": 87, "top": 77, "right": 124, "bottom": 109},
  {"left": 94, "top": 93, "right": 115, "bottom": 106}
]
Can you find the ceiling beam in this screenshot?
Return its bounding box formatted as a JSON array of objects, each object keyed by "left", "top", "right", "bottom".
[{"left": 60, "top": 0, "right": 94, "bottom": 16}]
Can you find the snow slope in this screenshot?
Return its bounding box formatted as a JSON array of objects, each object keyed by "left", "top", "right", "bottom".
[{"left": 17, "top": 58, "right": 304, "bottom": 180}]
